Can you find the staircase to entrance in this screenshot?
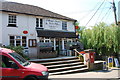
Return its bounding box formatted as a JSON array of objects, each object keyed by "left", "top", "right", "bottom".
[{"left": 30, "top": 57, "right": 88, "bottom": 75}]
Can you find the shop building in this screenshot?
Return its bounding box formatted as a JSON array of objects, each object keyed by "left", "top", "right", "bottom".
[
  {"left": 118, "top": 1, "right": 120, "bottom": 26},
  {"left": 0, "top": 1, "right": 81, "bottom": 59}
]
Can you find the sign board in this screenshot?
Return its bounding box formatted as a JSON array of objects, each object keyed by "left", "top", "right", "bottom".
[
  {"left": 108, "top": 57, "right": 113, "bottom": 67},
  {"left": 114, "top": 58, "right": 120, "bottom": 67},
  {"left": 45, "top": 19, "right": 61, "bottom": 30}
]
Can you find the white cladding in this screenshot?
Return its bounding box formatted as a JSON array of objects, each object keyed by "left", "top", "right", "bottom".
[
  {"left": 0, "top": 12, "right": 2, "bottom": 44},
  {"left": 0, "top": 12, "right": 75, "bottom": 58},
  {"left": 118, "top": 1, "right": 120, "bottom": 22}
]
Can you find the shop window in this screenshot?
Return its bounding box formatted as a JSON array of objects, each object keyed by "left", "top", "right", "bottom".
[
  {"left": 9, "top": 36, "right": 27, "bottom": 47},
  {"left": 36, "top": 18, "right": 43, "bottom": 28},
  {"left": 39, "top": 37, "right": 44, "bottom": 43},
  {"left": 44, "top": 38, "right": 51, "bottom": 43},
  {"left": 62, "top": 21, "right": 67, "bottom": 30},
  {"left": 28, "top": 39, "right": 37, "bottom": 47},
  {"left": 67, "top": 39, "right": 72, "bottom": 43},
  {"left": 39, "top": 37, "right": 51, "bottom": 43},
  {"left": 8, "top": 14, "right": 17, "bottom": 27}
]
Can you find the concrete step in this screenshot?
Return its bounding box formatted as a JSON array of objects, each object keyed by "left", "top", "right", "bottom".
[
  {"left": 39, "top": 59, "right": 80, "bottom": 66},
  {"left": 50, "top": 67, "right": 88, "bottom": 75},
  {"left": 49, "top": 65, "right": 87, "bottom": 72},
  {"left": 30, "top": 56, "right": 88, "bottom": 75},
  {"left": 30, "top": 56, "right": 78, "bottom": 63},
  {"left": 46, "top": 62, "right": 83, "bottom": 69}
]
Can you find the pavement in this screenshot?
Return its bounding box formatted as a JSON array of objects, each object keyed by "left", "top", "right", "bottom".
[{"left": 49, "top": 67, "right": 120, "bottom": 80}]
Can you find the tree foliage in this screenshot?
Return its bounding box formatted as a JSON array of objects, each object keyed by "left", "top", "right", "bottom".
[
  {"left": 3, "top": 45, "right": 29, "bottom": 60},
  {"left": 78, "top": 22, "right": 120, "bottom": 56}
]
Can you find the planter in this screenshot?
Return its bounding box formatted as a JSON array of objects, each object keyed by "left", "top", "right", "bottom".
[
  {"left": 38, "top": 51, "right": 57, "bottom": 59},
  {"left": 78, "top": 56, "right": 84, "bottom": 62}
]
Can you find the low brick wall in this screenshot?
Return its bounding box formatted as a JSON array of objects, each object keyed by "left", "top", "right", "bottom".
[
  {"left": 94, "top": 61, "right": 104, "bottom": 70},
  {"left": 87, "top": 61, "right": 104, "bottom": 70}
]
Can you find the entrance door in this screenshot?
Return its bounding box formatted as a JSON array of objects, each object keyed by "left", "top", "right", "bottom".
[{"left": 56, "top": 38, "right": 62, "bottom": 56}]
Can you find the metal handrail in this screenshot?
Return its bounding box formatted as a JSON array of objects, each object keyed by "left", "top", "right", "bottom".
[{"left": 73, "top": 49, "right": 81, "bottom": 57}]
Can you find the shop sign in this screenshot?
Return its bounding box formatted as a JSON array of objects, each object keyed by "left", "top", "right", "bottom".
[
  {"left": 23, "top": 30, "right": 28, "bottom": 34},
  {"left": 45, "top": 19, "right": 61, "bottom": 29}
]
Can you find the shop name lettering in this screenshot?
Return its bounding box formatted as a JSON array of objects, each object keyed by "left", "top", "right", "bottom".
[{"left": 46, "top": 19, "right": 61, "bottom": 28}]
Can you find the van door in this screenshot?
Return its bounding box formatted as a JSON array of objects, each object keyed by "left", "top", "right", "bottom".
[{"left": 1, "top": 55, "right": 22, "bottom": 80}]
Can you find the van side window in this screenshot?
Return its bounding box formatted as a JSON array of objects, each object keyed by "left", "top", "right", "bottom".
[
  {"left": 1, "top": 55, "right": 16, "bottom": 68},
  {"left": 0, "top": 55, "right": 5, "bottom": 67}
]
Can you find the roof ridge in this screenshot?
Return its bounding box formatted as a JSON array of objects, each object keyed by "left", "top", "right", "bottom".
[{"left": 2, "top": 1, "right": 76, "bottom": 21}]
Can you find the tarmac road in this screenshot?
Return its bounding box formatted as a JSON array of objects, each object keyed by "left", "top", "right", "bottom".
[{"left": 48, "top": 67, "right": 120, "bottom": 80}]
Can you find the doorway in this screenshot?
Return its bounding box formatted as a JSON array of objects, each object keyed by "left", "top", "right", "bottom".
[{"left": 56, "top": 38, "right": 62, "bottom": 56}]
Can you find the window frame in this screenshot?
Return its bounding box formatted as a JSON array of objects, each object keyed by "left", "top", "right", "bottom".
[
  {"left": 28, "top": 39, "right": 37, "bottom": 47},
  {"left": 62, "top": 21, "right": 67, "bottom": 30},
  {"left": 9, "top": 36, "right": 27, "bottom": 47},
  {"left": 8, "top": 14, "right": 17, "bottom": 27},
  {"left": 36, "top": 18, "right": 43, "bottom": 28}
]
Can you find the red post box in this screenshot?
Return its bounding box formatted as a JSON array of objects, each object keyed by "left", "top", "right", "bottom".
[
  {"left": 90, "top": 52, "right": 94, "bottom": 63},
  {"left": 84, "top": 49, "right": 95, "bottom": 70}
]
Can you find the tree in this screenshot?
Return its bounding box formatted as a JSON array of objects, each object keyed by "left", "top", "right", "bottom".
[{"left": 78, "top": 22, "right": 120, "bottom": 59}]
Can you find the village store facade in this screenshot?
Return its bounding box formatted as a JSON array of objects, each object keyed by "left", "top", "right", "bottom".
[{"left": 0, "top": 1, "right": 78, "bottom": 59}]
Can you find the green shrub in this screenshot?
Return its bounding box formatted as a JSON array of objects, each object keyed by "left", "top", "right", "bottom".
[{"left": 3, "top": 45, "right": 29, "bottom": 60}]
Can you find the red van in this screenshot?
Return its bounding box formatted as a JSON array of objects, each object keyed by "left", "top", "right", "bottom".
[{"left": 0, "top": 48, "right": 49, "bottom": 80}]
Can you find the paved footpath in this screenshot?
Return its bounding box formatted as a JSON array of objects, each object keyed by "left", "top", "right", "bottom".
[{"left": 49, "top": 67, "right": 120, "bottom": 80}]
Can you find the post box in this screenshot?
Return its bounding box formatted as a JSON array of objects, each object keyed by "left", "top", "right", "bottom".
[{"left": 84, "top": 49, "right": 95, "bottom": 70}]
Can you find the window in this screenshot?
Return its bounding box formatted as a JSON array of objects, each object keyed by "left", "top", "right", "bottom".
[
  {"left": 8, "top": 14, "right": 17, "bottom": 27},
  {"left": 39, "top": 37, "right": 51, "bottom": 43},
  {"left": 1, "top": 55, "right": 17, "bottom": 68},
  {"left": 9, "top": 36, "right": 27, "bottom": 47},
  {"left": 28, "top": 39, "right": 37, "bottom": 47},
  {"left": 44, "top": 38, "right": 51, "bottom": 43},
  {"left": 36, "top": 18, "right": 43, "bottom": 28},
  {"left": 62, "top": 21, "right": 67, "bottom": 30},
  {"left": 9, "top": 53, "right": 30, "bottom": 66}
]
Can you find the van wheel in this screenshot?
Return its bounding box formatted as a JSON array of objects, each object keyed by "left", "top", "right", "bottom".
[{"left": 25, "top": 76, "right": 38, "bottom": 80}]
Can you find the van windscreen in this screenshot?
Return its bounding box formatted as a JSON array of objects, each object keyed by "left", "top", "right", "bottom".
[{"left": 9, "top": 52, "right": 29, "bottom": 66}]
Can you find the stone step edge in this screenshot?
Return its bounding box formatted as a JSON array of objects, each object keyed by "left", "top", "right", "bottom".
[
  {"left": 49, "top": 65, "right": 87, "bottom": 72},
  {"left": 38, "top": 59, "right": 80, "bottom": 65},
  {"left": 49, "top": 67, "right": 88, "bottom": 75},
  {"left": 46, "top": 62, "right": 83, "bottom": 68},
  {"left": 29, "top": 56, "right": 78, "bottom": 62}
]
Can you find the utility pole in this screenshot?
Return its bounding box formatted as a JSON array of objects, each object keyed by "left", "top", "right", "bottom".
[{"left": 112, "top": 0, "right": 118, "bottom": 25}]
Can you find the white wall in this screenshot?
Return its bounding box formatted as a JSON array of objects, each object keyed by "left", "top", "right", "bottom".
[
  {"left": 67, "top": 21, "right": 75, "bottom": 32},
  {"left": 1, "top": 12, "right": 75, "bottom": 58},
  {"left": 118, "top": 1, "right": 120, "bottom": 22},
  {"left": 0, "top": 12, "right": 2, "bottom": 45}
]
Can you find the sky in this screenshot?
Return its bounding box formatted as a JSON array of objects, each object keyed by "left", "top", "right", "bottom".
[{"left": 3, "top": 0, "right": 120, "bottom": 27}]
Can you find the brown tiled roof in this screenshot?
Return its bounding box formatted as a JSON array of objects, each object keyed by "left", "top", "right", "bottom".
[{"left": 1, "top": 1, "right": 76, "bottom": 21}]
